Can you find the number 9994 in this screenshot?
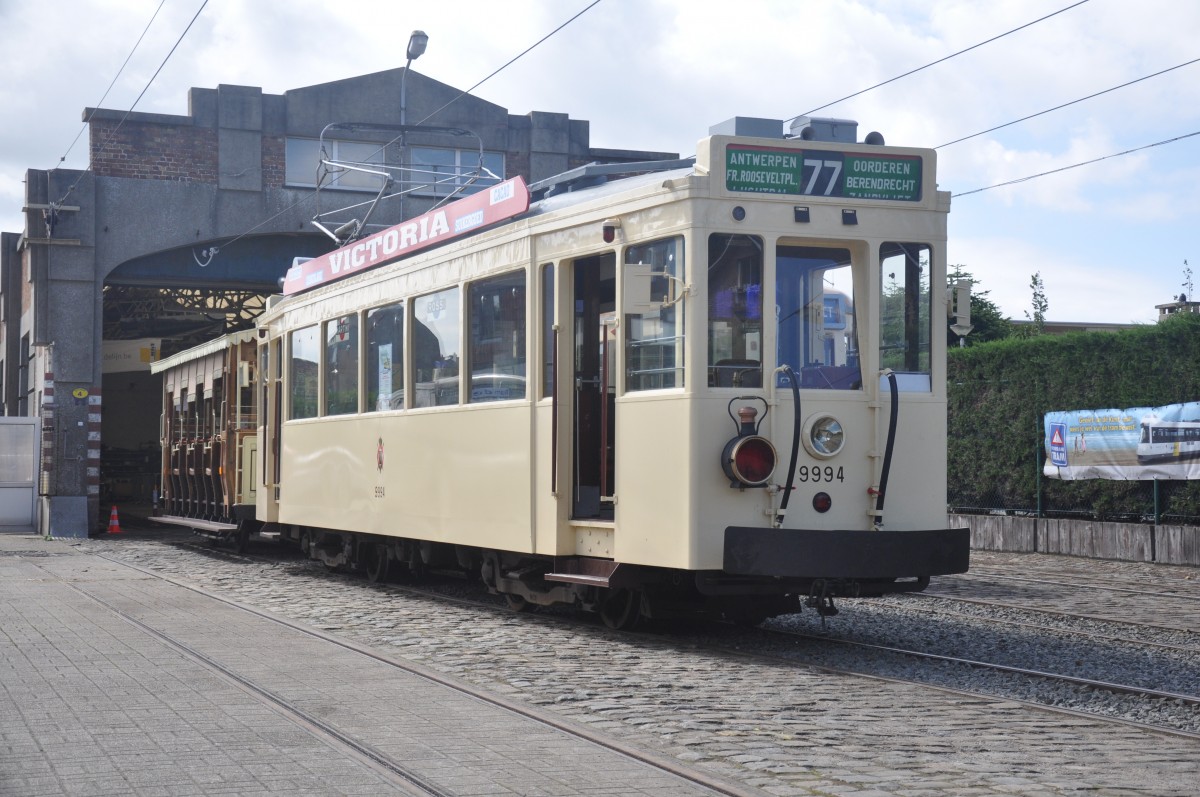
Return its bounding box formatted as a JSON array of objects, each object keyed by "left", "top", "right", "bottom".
[{"left": 797, "top": 465, "right": 844, "bottom": 483}]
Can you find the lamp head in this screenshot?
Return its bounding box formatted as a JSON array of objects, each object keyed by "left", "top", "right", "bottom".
[{"left": 407, "top": 30, "right": 428, "bottom": 61}]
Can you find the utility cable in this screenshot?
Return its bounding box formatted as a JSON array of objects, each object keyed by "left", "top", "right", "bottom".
[
  {"left": 54, "top": 0, "right": 209, "bottom": 209},
  {"left": 410, "top": 0, "right": 603, "bottom": 128},
  {"left": 937, "top": 57, "right": 1200, "bottom": 149},
  {"left": 787, "top": 0, "right": 1090, "bottom": 123},
  {"left": 215, "top": 0, "right": 603, "bottom": 254},
  {"left": 951, "top": 130, "right": 1200, "bottom": 197},
  {"left": 51, "top": 0, "right": 168, "bottom": 171}
]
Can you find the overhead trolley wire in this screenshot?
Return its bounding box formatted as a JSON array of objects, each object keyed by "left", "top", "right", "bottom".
[
  {"left": 936, "top": 57, "right": 1200, "bottom": 149},
  {"left": 325, "top": 0, "right": 603, "bottom": 198},
  {"left": 50, "top": 0, "right": 169, "bottom": 171},
  {"left": 951, "top": 129, "right": 1200, "bottom": 197},
  {"left": 786, "top": 0, "right": 1090, "bottom": 123},
  {"left": 215, "top": 0, "right": 603, "bottom": 255},
  {"left": 53, "top": 0, "right": 209, "bottom": 210}
]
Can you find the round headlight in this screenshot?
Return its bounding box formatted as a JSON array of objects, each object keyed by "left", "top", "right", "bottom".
[{"left": 803, "top": 414, "right": 845, "bottom": 459}]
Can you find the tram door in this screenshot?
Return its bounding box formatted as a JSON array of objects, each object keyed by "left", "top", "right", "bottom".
[{"left": 572, "top": 254, "right": 617, "bottom": 519}]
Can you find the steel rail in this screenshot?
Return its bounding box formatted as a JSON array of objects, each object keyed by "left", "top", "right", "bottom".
[
  {"left": 950, "top": 568, "right": 1200, "bottom": 602},
  {"left": 89, "top": 549, "right": 770, "bottom": 797},
  {"left": 914, "top": 589, "right": 1198, "bottom": 635}
]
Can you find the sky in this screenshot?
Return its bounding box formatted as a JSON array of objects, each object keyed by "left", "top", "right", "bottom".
[{"left": 1, "top": 0, "right": 1197, "bottom": 325}]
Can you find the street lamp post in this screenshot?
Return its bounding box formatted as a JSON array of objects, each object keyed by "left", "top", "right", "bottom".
[
  {"left": 399, "top": 30, "right": 428, "bottom": 221},
  {"left": 400, "top": 30, "right": 428, "bottom": 126}
]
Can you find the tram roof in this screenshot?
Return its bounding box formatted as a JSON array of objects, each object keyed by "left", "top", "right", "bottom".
[
  {"left": 150, "top": 329, "right": 256, "bottom": 374},
  {"left": 524, "top": 164, "right": 695, "bottom": 219}
]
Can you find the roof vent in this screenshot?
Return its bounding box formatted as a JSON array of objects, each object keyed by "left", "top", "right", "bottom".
[
  {"left": 709, "top": 117, "right": 785, "bottom": 139},
  {"left": 788, "top": 117, "right": 858, "bottom": 143}
]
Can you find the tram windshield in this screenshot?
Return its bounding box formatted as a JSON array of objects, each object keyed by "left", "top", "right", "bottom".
[
  {"left": 707, "top": 235, "right": 860, "bottom": 390},
  {"left": 775, "top": 245, "right": 859, "bottom": 390}
]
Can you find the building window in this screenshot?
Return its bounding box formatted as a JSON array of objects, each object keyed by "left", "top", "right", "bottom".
[
  {"left": 324, "top": 315, "right": 359, "bottom": 415},
  {"left": 289, "top": 325, "right": 320, "bottom": 419},
  {"left": 410, "top": 147, "right": 504, "bottom": 196},
  {"left": 468, "top": 271, "right": 526, "bottom": 403},
  {"left": 285, "top": 138, "right": 386, "bottom": 191}
]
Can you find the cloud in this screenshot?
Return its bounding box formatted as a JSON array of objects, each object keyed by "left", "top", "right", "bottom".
[
  {"left": 951, "top": 234, "right": 1165, "bottom": 324},
  {"left": 0, "top": 0, "right": 1196, "bottom": 333}
]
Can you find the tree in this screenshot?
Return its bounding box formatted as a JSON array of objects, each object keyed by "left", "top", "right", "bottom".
[
  {"left": 1022, "top": 271, "right": 1048, "bottom": 337},
  {"left": 947, "top": 265, "right": 1013, "bottom": 346}
]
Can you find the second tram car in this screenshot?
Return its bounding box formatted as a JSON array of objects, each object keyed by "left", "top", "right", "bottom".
[
  {"left": 1137, "top": 414, "right": 1200, "bottom": 464},
  {"left": 155, "top": 119, "right": 970, "bottom": 627}
]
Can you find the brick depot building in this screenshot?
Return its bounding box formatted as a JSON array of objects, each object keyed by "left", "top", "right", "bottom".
[{"left": 0, "top": 68, "right": 674, "bottom": 535}]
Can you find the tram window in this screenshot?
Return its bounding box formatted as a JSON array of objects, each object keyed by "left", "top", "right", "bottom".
[
  {"left": 289, "top": 325, "right": 320, "bottom": 419},
  {"left": 259, "top": 343, "right": 268, "bottom": 429},
  {"left": 708, "top": 234, "right": 763, "bottom": 388},
  {"left": 541, "top": 265, "right": 554, "bottom": 398},
  {"left": 776, "top": 246, "right": 860, "bottom": 390},
  {"left": 468, "top": 271, "right": 526, "bottom": 403},
  {"left": 413, "top": 287, "right": 461, "bottom": 407},
  {"left": 625, "top": 237, "right": 684, "bottom": 391},
  {"left": 366, "top": 302, "right": 405, "bottom": 411},
  {"left": 880, "top": 242, "right": 932, "bottom": 391},
  {"left": 324, "top": 315, "right": 359, "bottom": 415}
]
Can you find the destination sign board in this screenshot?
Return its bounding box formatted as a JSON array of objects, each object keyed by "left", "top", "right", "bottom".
[
  {"left": 282, "top": 177, "right": 531, "bottom": 295},
  {"left": 726, "top": 144, "right": 922, "bottom": 201}
]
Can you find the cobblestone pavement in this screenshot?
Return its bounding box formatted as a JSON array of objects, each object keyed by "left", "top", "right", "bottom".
[
  {"left": 56, "top": 529, "right": 1200, "bottom": 797},
  {"left": 0, "top": 534, "right": 757, "bottom": 797},
  {"left": 927, "top": 551, "right": 1200, "bottom": 631}
]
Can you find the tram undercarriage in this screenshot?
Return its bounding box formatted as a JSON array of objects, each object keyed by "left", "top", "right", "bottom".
[{"left": 270, "top": 524, "right": 952, "bottom": 630}]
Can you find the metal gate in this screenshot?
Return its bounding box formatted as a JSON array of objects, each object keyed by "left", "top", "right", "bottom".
[{"left": 0, "top": 417, "right": 39, "bottom": 533}]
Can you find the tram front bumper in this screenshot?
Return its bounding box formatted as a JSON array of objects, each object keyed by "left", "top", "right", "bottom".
[{"left": 723, "top": 526, "right": 970, "bottom": 580}]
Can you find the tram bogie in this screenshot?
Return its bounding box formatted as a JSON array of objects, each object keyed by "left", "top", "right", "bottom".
[{"left": 153, "top": 118, "right": 969, "bottom": 625}]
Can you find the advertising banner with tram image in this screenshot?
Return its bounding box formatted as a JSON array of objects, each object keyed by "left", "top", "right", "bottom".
[
  {"left": 283, "top": 176, "right": 530, "bottom": 295},
  {"left": 1043, "top": 401, "right": 1200, "bottom": 480}
]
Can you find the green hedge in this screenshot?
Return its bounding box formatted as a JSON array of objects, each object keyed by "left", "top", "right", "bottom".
[{"left": 946, "top": 312, "right": 1200, "bottom": 522}]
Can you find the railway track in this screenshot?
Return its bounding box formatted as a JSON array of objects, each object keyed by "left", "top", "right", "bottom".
[
  {"left": 745, "top": 624, "right": 1200, "bottom": 739},
  {"left": 963, "top": 566, "right": 1200, "bottom": 599},
  {"left": 911, "top": 588, "right": 1198, "bottom": 636},
  {"left": 107, "top": 528, "right": 1200, "bottom": 740},
  {"left": 77, "top": 547, "right": 767, "bottom": 797},
  {"left": 72, "top": 528, "right": 1200, "bottom": 795}
]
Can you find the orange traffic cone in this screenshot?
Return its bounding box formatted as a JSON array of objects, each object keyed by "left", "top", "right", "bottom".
[{"left": 107, "top": 506, "right": 122, "bottom": 534}]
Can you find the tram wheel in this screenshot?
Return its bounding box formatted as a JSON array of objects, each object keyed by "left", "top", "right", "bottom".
[
  {"left": 504, "top": 593, "right": 535, "bottom": 613},
  {"left": 364, "top": 543, "right": 391, "bottom": 583},
  {"left": 599, "top": 589, "right": 641, "bottom": 631},
  {"left": 299, "top": 530, "right": 311, "bottom": 557},
  {"left": 727, "top": 610, "right": 769, "bottom": 628},
  {"left": 235, "top": 521, "right": 251, "bottom": 554}
]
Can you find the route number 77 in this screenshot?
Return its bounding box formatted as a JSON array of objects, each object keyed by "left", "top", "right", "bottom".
[{"left": 804, "top": 159, "right": 842, "bottom": 196}]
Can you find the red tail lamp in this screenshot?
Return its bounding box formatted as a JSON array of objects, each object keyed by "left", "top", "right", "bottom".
[{"left": 721, "top": 405, "right": 777, "bottom": 488}]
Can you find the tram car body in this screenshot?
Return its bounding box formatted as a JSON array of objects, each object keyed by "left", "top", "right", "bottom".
[
  {"left": 151, "top": 331, "right": 260, "bottom": 549},
  {"left": 1136, "top": 415, "right": 1200, "bottom": 464},
  {"left": 156, "top": 120, "right": 969, "bottom": 625}
]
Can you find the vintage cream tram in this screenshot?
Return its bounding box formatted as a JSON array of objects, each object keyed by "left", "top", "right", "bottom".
[
  {"left": 156, "top": 118, "right": 969, "bottom": 626},
  {"left": 151, "top": 331, "right": 260, "bottom": 550}
]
